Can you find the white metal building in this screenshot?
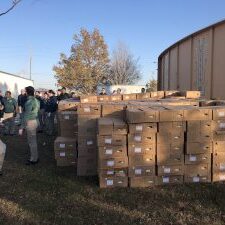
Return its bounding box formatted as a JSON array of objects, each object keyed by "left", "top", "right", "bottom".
[{"left": 0, "top": 71, "right": 34, "bottom": 98}]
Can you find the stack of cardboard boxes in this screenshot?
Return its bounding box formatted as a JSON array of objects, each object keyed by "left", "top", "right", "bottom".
[
  {"left": 126, "top": 106, "right": 158, "bottom": 187},
  {"left": 97, "top": 117, "right": 128, "bottom": 188},
  {"left": 77, "top": 104, "right": 101, "bottom": 176}
]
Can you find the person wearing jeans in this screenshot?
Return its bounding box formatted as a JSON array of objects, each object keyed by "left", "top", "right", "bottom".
[{"left": 19, "top": 86, "right": 40, "bottom": 165}]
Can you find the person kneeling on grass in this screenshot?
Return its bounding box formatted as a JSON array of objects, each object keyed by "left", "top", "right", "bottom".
[{"left": 19, "top": 86, "right": 40, "bottom": 165}]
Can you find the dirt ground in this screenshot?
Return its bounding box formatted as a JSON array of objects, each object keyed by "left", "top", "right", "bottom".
[{"left": 0, "top": 133, "right": 225, "bottom": 225}]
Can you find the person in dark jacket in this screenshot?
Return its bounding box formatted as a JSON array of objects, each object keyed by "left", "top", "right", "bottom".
[
  {"left": 18, "top": 89, "right": 27, "bottom": 112},
  {"left": 45, "top": 90, "right": 58, "bottom": 135},
  {"left": 35, "top": 91, "right": 45, "bottom": 132},
  {"left": 0, "top": 91, "right": 4, "bottom": 121},
  {"left": 57, "top": 87, "right": 70, "bottom": 101}
]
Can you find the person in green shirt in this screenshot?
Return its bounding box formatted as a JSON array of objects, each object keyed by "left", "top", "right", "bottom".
[
  {"left": 19, "top": 86, "right": 40, "bottom": 165},
  {"left": 2, "top": 91, "right": 17, "bottom": 135}
]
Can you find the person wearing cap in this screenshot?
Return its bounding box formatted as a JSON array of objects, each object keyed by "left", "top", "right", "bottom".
[{"left": 19, "top": 86, "right": 40, "bottom": 165}]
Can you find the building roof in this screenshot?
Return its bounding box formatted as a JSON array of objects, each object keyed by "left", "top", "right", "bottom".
[{"left": 0, "top": 70, "right": 33, "bottom": 81}]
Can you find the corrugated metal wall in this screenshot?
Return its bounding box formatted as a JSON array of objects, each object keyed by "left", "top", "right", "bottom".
[{"left": 158, "top": 20, "right": 225, "bottom": 99}]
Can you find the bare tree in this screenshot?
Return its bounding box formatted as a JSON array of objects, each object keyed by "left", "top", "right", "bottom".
[
  {"left": 108, "top": 42, "right": 141, "bottom": 85},
  {"left": 146, "top": 77, "right": 157, "bottom": 92},
  {"left": 0, "top": 0, "right": 22, "bottom": 17}
]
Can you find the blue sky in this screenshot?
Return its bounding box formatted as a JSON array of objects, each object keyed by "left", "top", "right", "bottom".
[{"left": 0, "top": 0, "right": 225, "bottom": 89}]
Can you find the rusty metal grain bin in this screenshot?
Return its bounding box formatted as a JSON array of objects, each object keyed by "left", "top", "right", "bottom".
[{"left": 158, "top": 19, "right": 225, "bottom": 99}]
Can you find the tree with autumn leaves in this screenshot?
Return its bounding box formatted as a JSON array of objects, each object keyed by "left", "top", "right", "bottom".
[{"left": 53, "top": 28, "right": 141, "bottom": 94}]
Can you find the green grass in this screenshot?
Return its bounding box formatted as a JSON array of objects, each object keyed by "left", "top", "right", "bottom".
[{"left": 0, "top": 134, "right": 225, "bottom": 225}]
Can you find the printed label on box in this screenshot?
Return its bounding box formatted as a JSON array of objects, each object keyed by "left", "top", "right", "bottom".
[
  {"left": 107, "top": 170, "right": 114, "bottom": 175},
  {"left": 59, "top": 144, "right": 65, "bottom": 148},
  {"left": 84, "top": 107, "right": 91, "bottom": 113},
  {"left": 218, "top": 111, "right": 225, "bottom": 117},
  {"left": 219, "top": 175, "right": 225, "bottom": 180},
  {"left": 219, "top": 123, "right": 225, "bottom": 129},
  {"left": 163, "top": 177, "right": 169, "bottom": 183},
  {"left": 220, "top": 163, "right": 225, "bottom": 170},
  {"left": 105, "top": 149, "right": 113, "bottom": 155},
  {"left": 105, "top": 138, "right": 112, "bottom": 144},
  {"left": 136, "top": 125, "right": 143, "bottom": 131},
  {"left": 134, "top": 147, "right": 142, "bottom": 153},
  {"left": 164, "top": 168, "right": 171, "bottom": 173},
  {"left": 60, "top": 152, "right": 66, "bottom": 157},
  {"left": 134, "top": 135, "right": 142, "bottom": 142},
  {"left": 135, "top": 169, "right": 142, "bottom": 175},
  {"left": 64, "top": 115, "right": 70, "bottom": 120},
  {"left": 107, "top": 160, "right": 114, "bottom": 167},
  {"left": 87, "top": 140, "right": 93, "bottom": 145},
  {"left": 189, "top": 155, "right": 197, "bottom": 161},
  {"left": 193, "top": 176, "right": 200, "bottom": 182},
  {"left": 106, "top": 179, "right": 113, "bottom": 186}
]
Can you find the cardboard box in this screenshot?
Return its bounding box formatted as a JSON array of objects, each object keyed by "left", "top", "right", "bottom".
[
  {"left": 157, "top": 153, "right": 184, "bottom": 166},
  {"left": 110, "top": 95, "right": 122, "bottom": 102},
  {"left": 129, "top": 123, "right": 157, "bottom": 134},
  {"left": 122, "top": 94, "right": 137, "bottom": 101},
  {"left": 157, "top": 144, "right": 184, "bottom": 156},
  {"left": 97, "top": 134, "right": 127, "bottom": 147},
  {"left": 157, "top": 133, "right": 184, "bottom": 145},
  {"left": 184, "top": 164, "right": 210, "bottom": 176},
  {"left": 55, "top": 149, "right": 77, "bottom": 159},
  {"left": 98, "top": 146, "right": 127, "bottom": 158},
  {"left": 213, "top": 131, "right": 225, "bottom": 141},
  {"left": 99, "top": 176, "right": 128, "bottom": 188},
  {"left": 213, "top": 153, "right": 225, "bottom": 173},
  {"left": 184, "top": 108, "right": 212, "bottom": 121},
  {"left": 60, "top": 129, "right": 78, "bottom": 138},
  {"left": 98, "top": 157, "right": 128, "bottom": 169},
  {"left": 102, "top": 104, "right": 125, "bottom": 119},
  {"left": 80, "top": 95, "right": 98, "bottom": 104},
  {"left": 78, "top": 147, "right": 97, "bottom": 157},
  {"left": 212, "top": 107, "right": 225, "bottom": 120},
  {"left": 98, "top": 118, "right": 127, "bottom": 135},
  {"left": 187, "top": 121, "right": 212, "bottom": 133},
  {"left": 150, "top": 91, "right": 164, "bottom": 99},
  {"left": 78, "top": 136, "right": 97, "bottom": 148},
  {"left": 99, "top": 168, "right": 128, "bottom": 177},
  {"left": 164, "top": 90, "right": 180, "bottom": 97},
  {"left": 160, "top": 99, "right": 199, "bottom": 107},
  {"left": 54, "top": 137, "right": 77, "bottom": 151},
  {"left": 184, "top": 175, "right": 211, "bottom": 183},
  {"left": 212, "top": 173, "right": 225, "bottom": 182},
  {"left": 126, "top": 107, "right": 159, "bottom": 123},
  {"left": 213, "top": 141, "right": 225, "bottom": 153},
  {"left": 77, "top": 156, "right": 97, "bottom": 176},
  {"left": 212, "top": 120, "right": 225, "bottom": 131},
  {"left": 157, "top": 165, "right": 184, "bottom": 176},
  {"left": 58, "top": 111, "right": 77, "bottom": 121},
  {"left": 185, "top": 154, "right": 211, "bottom": 164},
  {"left": 78, "top": 115, "right": 99, "bottom": 135},
  {"left": 158, "top": 122, "right": 186, "bottom": 133},
  {"left": 156, "top": 175, "right": 183, "bottom": 185},
  {"left": 136, "top": 93, "right": 151, "bottom": 100},
  {"left": 58, "top": 99, "right": 79, "bottom": 111},
  {"left": 77, "top": 104, "right": 101, "bottom": 115},
  {"left": 186, "top": 142, "right": 212, "bottom": 154},
  {"left": 186, "top": 132, "right": 213, "bottom": 142},
  {"left": 129, "top": 176, "right": 155, "bottom": 188},
  {"left": 97, "top": 95, "right": 110, "bottom": 102},
  {"left": 56, "top": 159, "right": 77, "bottom": 167},
  {"left": 128, "top": 166, "right": 155, "bottom": 177},
  {"left": 128, "top": 133, "right": 156, "bottom": 145},
  {"left": 128, "top": 143, "right": 155, "bottom": 155},
  {"left": 129, "top": 154, "right": 155, "bottom": 167},
  {"left": 180, "top": 91, "right": 201, "bottom": 99},
  {"left": 158, "top": 107, "right": 185, "bottom": 122}
]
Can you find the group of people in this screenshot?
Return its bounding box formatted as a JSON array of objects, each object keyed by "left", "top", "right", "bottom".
[
  {"left": 0, "top": 87, "right": 70, "bottom": 166},
  {"left": 99, "top": 87, "right": 146, "bottom": 95}
]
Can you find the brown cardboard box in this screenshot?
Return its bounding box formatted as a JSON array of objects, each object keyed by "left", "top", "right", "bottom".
[
  {"left": 136, "top": 93, "right": 151, "bottom": 100},
  {"left": 56, "top": 158, "right": 77, "bottom": 167},
  {"left": 164, "top": 90, "right": 180, "bottom": 97},
  {"left": 157, "top": 152, "right": 184, "bottom": 166},
  {"left": 126, "top": 107, "right": 159, "bottom": 123},
  {"left": 156, "top": 175, "right": 183, "bottom": 185},
  {"left": 129, "top": 176, "right": 155, "bottom": 188},
  {"left": 128, "top": 166, "right": 155, "bottom": 177},
  {"left": 78, "top": 147, "right": 97, "bottom": 157},
  {"left": 212, "top": 107, "right": 225, "bottom": 120},
  {"left": 55, "top": 149, "right": 77, "bottom": 159},
  {"left": 186, "top": 133, "right": 213, "bottom": 142},
  {"left": 102, "top": 104, "right": 126, "bottom": 119},
  {"left": 184, "top": 108, "right": 212, "bottom": 121},
  {"left": 213, "top": 152, "right": 225, "bottom": 171},
  {"left": 77, "top": 104, "right": 101, "bottom": 115},
  {"left": 160, "top": 99, "right": 199, "bottom": 107},
  {"left": 129, "top": 154, "right": 155, "bottom": 167},
  {"left": 180, "top": 91, "right": 201, "bottom": 99},
  {"left": 157, "top": 165, "right": 184, "bottom": 176},
  {"left": 78, "top": 115, "right": 99, "bottom": 135},
  {"left": 212, "top": 120, "right": 225, "bottom": 132},
  {"left": 150, "top": 91, "right": 164, "bottom": 99},
  {"left": 213, "top": 131, "right": 225, "bottom": 141},
  {"left": 98, "top": 146, "right": 127, "bottom": 158},
  {"left": 213, "top": 141, "right": 225, "bottom": 153},
  {"left": 97, "top": 134, "right": 127, "bottom": 147},
  {"left": 110, "top": 95, "right": 122, "bottom": 102},
  {"left": 80, "top": 95, "right": 98, "bottom": 104},
  {"left": 184, "top": 175, "right": 211, "bottom": 183},
  {"left": 54, "top": 137, "right": 77, "bottom": 151},
  {"left": 157, "top": 144, "right": 184, "bottom": 156},
  {"left": 58, "top": 111, "right": 77, "bottom": 121},
  {"left": 98, "top": 118, "right": 127, "bottom": 135},
  {"left": 129, "top": 123, "right": 157, "bottom": 134},
  {"left": 97, "top": 95, "right": 110, "bottom": 102},
  {"left": 78, "top": 136, "right": 97, "bottom": 148},
  {"left": 58, "top": 99, "right": 79, "bottom": 111},
  {"left": 77, "top": 156, "right": 97, "bottom": 176},
  {"left": 98, "top": 157, "right": 128, "bottom": 169},
  {"left": 186, "top": 142, "right": 212, "bottom": 154},
  {"left": 128, "top": 143, "right": 155, "bottom": 155},
  {"left": 128, "top": 133, "right": 156, "bottom": 145},
  {"left": 212, "top": 173, "right": 225, "bottom": 182},
  {"left": 99, "top": 176, "right": 128, "bottom": 188},
  {"left": 99, "top": 168, "right": 128, "bottom": 177},
  {"left": 158, "top": 122, "right": 186, "bottom": 133},
  {"left": 60, "top": 128, "right": 78, "bottom": 138},
  {"left": 187, "top": 121, "right": 212, "bottom": 133},
  {"left": 185, "top": 154, "right": 211, "bottom": 164},
  {"left": 122, "top": 94, "right": 137, "bottom": 101},
  {"left": 157, "top": 133, "right": 184, "bottom": 145},
  {"left": 157, "top": 107, "right": 185, "bottom": 122},
  {"left": 184, "top": 164, "right": 210, "bottom": 176}
]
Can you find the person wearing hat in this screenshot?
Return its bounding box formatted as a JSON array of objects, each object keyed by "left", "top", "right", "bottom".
[{"left": 19, "top": 86, "right": 40, "bottom": 165}]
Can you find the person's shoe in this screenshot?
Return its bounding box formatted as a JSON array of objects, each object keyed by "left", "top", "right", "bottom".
[{"left": 25, "top": 159, "right": 39, "bottom": 165}]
